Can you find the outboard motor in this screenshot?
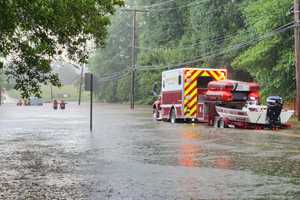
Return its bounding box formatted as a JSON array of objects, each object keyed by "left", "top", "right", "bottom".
[{"left": 266, "top": 96, "right": 283, "bottom": 128}]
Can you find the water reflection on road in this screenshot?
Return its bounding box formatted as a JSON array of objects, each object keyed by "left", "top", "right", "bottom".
[
  {"left": 0, "top": 103, "right": 299, "bottom": 199},
  {"left": 178, "top": 128, "right": 203, "bottom": 167}
]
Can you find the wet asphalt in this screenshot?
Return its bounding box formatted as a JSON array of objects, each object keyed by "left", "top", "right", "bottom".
[{"left": 0, "top": 103, "right": 300, "bottom": 200}]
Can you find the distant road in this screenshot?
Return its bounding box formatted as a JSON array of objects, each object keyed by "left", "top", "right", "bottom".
[{"left": 2, "top": 90, "right": 17, "bottom": 104}]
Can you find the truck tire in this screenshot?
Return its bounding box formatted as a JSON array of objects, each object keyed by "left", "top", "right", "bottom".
[
  {"left": 153, "top": 108, "right": 160, "bottom": 121},
  {"left": 170, "top": 108, "right": 177, "bottom": 124}
]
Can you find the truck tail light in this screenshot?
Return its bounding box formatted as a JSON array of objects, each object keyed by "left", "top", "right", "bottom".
[
  {"left": 223, "top": 92, "right": 232, "bottom": 102},
  {"left": 249, "top": 92, "right": 260, "bottom": 103}
]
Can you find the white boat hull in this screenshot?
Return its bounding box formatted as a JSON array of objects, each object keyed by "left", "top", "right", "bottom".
[{"left": 216, "top": 106, "right": 294, "bottom": 125}]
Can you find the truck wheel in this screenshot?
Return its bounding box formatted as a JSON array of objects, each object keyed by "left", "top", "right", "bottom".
[
  {"left": 170, "top": 108, "right": 177, "bottom": 124},
  {"left": 153, "top": 108, "right": 160, "bottom": 121}
]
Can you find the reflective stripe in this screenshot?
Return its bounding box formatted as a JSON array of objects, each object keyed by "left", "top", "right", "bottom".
[
  {"left": 183, "top": 69, "right": 227, "bottom": 117},
  {"left": 160, "top": 104, "right": 182, "bottom": 108},
  {"left": 184, "top": 69, "right": 199, "bottom": 117}
]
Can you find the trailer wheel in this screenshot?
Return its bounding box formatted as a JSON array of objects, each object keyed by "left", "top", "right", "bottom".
[
  {"left": 170, "top": 108, "right": 177, "bottom": 124},
  {"left": 219, "top": 118, "right": 225, "bottom": 128},
  {"left": 218, "top": 118, "right": 228, "bottom": 128},
  {"left": 213, "top": 117, "right": 220, "bottom": 128}
]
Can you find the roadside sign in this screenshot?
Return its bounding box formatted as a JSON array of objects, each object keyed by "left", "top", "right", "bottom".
[
  {"left": 84, "top": 73, "right": 94, "bottom": 131},
  {"left": 84, "top": 73, "right": 92, "bottom": 91}
]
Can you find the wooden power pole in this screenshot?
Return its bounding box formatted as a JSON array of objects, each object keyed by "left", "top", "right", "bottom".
[
  {"left": 78, "top": 64, "right": 84, "bottom": 105},
  {"left": 123, "top": 9, "right": 147, "bottom": 109},
  {"left": 294, "top": 0, "right": 300, "bottom": 120},
  {"left": 131, "top": 10, "right": 137, "bottom": 110},
  {"left": 50, "top": 85, "right": 53, "bottom": 101}
]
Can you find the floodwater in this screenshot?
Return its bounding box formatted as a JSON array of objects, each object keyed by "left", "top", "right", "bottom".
[{"left": 0, "top": 103, "right": 300, "bottom": 200}]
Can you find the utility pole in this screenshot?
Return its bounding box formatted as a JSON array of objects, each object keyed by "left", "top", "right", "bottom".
[
  {"left": 131, "top": 10, "right": 137, "bottom": 110},
  {"left": 90, "top": 73, "right": 93, "bottom": 131},
  {"left": 294, "top": 0, "right": 300, "bottom": 120},
  {"left": 78, "top": 64, "right": 84, "bottom": 105},
  {"left": 0, "top": 87, "right": 2, "bottom": 106},
  {"left": 123, "top": 9, "right": 147, "bottom": 109},
  {"left": 84, "top": 73, "right": 93, "bottom": 131},
  {"left": 50, "top": 85, "right": 53, "bottom": 102}
]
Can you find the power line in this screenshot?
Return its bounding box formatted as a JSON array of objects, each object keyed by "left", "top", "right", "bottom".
[
  {"left": 126, "top": 0, "right": 176, "bottom": 9},
  {"left": 70, "top": 74, "right": 81, "bottom": 84},
  {"left": 135, "top": 29, "right": 253, "bottom": 51},
  {"left": 97, "top": 70, "right": 130, "bottom": 82},
  {"left": 137, "top": 23, "right": 294, "bottom": 71},
  {"left": 137, "top": 25, "right": 294, "bottom": 71},
  {"left": 91, "top": 22, "right": 294, "bottom": 82},
  {"left": 137, "top": 16, "right": 292, "bottom": 50},
  {"left": 126, "top": 0, "right": 210, "bottom": 12},
  {"left": 96, "top": 67, "right": 131, "bottom": 79}
]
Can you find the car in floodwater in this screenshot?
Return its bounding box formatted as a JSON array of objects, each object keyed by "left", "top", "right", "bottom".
[{"left": 28, "top": 97, "right": 43, "bottom": 106}]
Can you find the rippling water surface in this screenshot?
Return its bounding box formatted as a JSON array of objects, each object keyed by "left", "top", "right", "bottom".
[{"left": 0, "top": 103, "right": 299, "bottom": 199}]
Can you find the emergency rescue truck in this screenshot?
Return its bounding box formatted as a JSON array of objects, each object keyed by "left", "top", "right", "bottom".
[
  {"left": 153, "top": 67, "right": 294, "bottom": 129},
  {"left": 153, "top": 68, "right": 227, "bottom": 123}
]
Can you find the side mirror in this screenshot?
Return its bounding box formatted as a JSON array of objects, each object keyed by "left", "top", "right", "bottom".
[{"left": 152, "top": 82, "right": 159, "bottom": 97}]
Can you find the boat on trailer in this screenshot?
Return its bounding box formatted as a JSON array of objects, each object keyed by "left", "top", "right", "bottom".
[{"left": 214, "top": 96, "right": 294, "bottom": 129}]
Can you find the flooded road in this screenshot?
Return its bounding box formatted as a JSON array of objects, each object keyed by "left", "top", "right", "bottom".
[{"left": 0, "top": 103, "right": 300, "bottom": 199}]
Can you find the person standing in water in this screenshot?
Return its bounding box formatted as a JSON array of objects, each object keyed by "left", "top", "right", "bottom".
[
  {"left": 53, "top": 99, "right": 58, "bottom": 110},
  {"left": 60, "top": 100, "right": 66, "bottom": 110}
]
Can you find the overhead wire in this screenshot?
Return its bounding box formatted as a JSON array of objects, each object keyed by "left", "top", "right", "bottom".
[
  {"left": 97, "top": 69, "right": 131, "bottom": 82},
  {"left": 127, "top": 0, "right": 176, "bottom": 9},
  {"left": 136, "top": 14, "right": 293, "bottom": 51},
  {"left": 137, "top": 25, "right": 294, "bottom": 71},
  {"left": 134, "top": 28, "right": 253, "bottom": 51},
  {"left": 145, "top": 0, "right": 209, "bottom": 12},
  {"left": 136, "top": 22, "right": 295, "bottom": 71},
  {"left": 92, "top": 22, "right": 294, "bottom": 82},
  {"left": 96, "top": 67, "right": 131, "bottom": 79},
  {"left": 123, "top": 0, "right": 210, "bottom": 13},
  {"left": 70, "top": 74, "right": 81, "bottom": 84},
  {"left": 91, "top": 0, "right": 295, "bottom": 85}
]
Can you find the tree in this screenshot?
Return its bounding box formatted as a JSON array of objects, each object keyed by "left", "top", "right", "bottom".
[
  {"left": 0, "top": 0, "right": 124, "bottom": 98},
  {"left": 89, "top": 9, "right": 132, "bottom": 102},
  {"left": 189, "top": 0, "right": 245, "bottom": 66},
  {"left": 232, "top": 0, "right": 294, "bottom": 100},
  {"left": 89, "top": 0, "right": 296, "bottom": 104}
]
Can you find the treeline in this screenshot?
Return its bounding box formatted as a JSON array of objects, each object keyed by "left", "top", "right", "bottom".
[{"left": 89, "top": 0, "right": 295, "bottom": 104}]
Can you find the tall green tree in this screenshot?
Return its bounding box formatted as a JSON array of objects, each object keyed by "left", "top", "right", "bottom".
[
  {"left": 89, "top": 0, "right": 297, "bottom": 104},
  {"left": 232, "top": 0, "right": 294, "bottom": 100},
  {"left": 189, "top": 0, "right": 245, "bottom": 66},
  {"left": 89, "top": 10, "right": 132, "bottom": 102},
  {"left": 0, "top": 0, "right": 123, "bottom": 98}
]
